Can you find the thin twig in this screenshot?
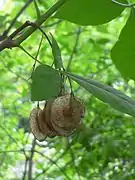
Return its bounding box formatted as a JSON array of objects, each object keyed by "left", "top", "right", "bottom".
[
  {"left": 9, "top": 21, "right": 32, "bottom": 39},
  {"left": 65, "top": 28, "right": 82, "bottom": 93},
  {"left": 28, "top": 138, "right": 36, "bottom": 180},
  {"left": 34, "top": 150, "right": 71, "bottom": 180},
  {"left": 67, "top": 138, "right": 81, "bottom": 180},
  {"left": 22, "top": 139, "right": 29, "bottom": 180},
  {"left": 0, "top": 149, "right": 27, "bottom": 153},
  {"left": 22, "top": 156, "right": 29, "bottom": 180},
  {"left": 0, "top": 146, "right": 72, "bottom": 180},
  {"left": 0, "top": 0, "right": 33, "bottom": 40},
  {"left": 16, "top": 0, "right": 68, "bottom": 44},
  {"left": 19, "top": 45, "right": 43, "bottom": 64},
  {"left": 26, "top": 21, "right": 52, "bottom": 47},
  {"left": 66, "top": 27, "right": 82, "bottom": 72},
  {"left": 0, "top": 0, "right": 68, "bottom": 52},
  {"left": 34, "top": 137, "right": 77, "bottom": 179},
  {"left": 0, "top": 124, "right": 30, "bottom": 180},
  {"left": 0, "top": 141, "right": 75, "bottom": 180},
  {"left": 41, "top": 20, "right": 62, "bottom": 29},
  {"left": 31, "top": 33, "right": 44, "bottom": 78}
]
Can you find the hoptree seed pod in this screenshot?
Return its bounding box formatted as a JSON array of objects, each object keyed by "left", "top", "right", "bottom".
[
  {"left": 50, "top": 94, "right": 85, "bottom": 136},
  {"left": 43, "top": 101, "right": 58, "bottom": 137},
  {"left": 37, "top": 108, "right": 48, "bottom": 136},
  {"left": 45, "top": 98, "right": 71, "bottom": 136},
  {"left": 30, "top": 94, "right": 85, "bottom": 139},
  {"left": 30, "top": 108, "right": 46, "bottom": 141}
]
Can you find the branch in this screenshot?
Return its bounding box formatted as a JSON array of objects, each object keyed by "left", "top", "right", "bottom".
[
  {"left": 28, "top": 138, "right": 36, "bottom": 180},
  {"left": 41, "top": 20, "right": 62, "bottom": 28},
  {"left": 34, "top": 150, "right": 71, "bottom": 180},
  {"left": 34, "top": 138, "right": 75, "bottom": 179},
  {"left": 0, "top": 0, "right": 68, "bottom": 52},
  {"left": 22, "top": 157, "right": 28, "bottom": 180},
  {"left": 22, "top": 150, "right": 29, "bottom": 180},
  {"left": 0, "top": 0, "right": 33, "bottom": 40}
]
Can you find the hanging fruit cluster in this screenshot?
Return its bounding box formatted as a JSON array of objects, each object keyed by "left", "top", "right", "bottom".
[{"left": 30, "top": 94, "right": 85, "bottom": 141}]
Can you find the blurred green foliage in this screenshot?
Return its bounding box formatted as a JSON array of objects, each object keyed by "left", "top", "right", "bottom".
[{"left": 0, "top": 0, "right": 135, "bottom": 180}]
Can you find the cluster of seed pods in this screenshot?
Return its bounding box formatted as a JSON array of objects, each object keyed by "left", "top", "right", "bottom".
[{"left": 30, "top": 94, "right": 85, "bottom": 141}]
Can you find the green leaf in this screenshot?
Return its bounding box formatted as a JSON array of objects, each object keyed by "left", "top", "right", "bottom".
[
  {"left": 68, "top": 73, "right": 135, "bottom": 117},
  {"left": 54, "top": 0, "right": 127, "bottom": 26},
  {"left": 111, "top": 10, "right": 135, "bottom": 80},
  {"left": 51, "top": 34, "right": 63, "bottom": 69},
  {"left": 31, "top": 65, "right": 61, "bottom": 101},
  {"left": 33, "top": 0, "right": 40, "bottom": 19}
]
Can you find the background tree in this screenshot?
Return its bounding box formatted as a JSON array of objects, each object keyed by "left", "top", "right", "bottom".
[{"left": 0, "top": 0, "right": 135, "bottom": 179}]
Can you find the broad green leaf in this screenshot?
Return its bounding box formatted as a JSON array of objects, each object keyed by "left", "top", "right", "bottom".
[
  {"left": 55, "top": 0, "right": 127, "bottom": 26},
  {"left": 111, "top": 10, "right": 135, "bottom": 80},
  {"left": 31, "top": 65, "right": 61, "bottom": 101},
  {"left": 51, "top": 34, "right": 63, "bottom": 69},
  {"left": 68, "top": 73, "right": 135, "bottom": 117}
]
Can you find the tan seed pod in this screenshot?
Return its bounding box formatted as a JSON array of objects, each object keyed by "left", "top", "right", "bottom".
[
  {"left": 50, "top": 94, "right": 85, "bottom": 136},
  {"left": 43, "top": 101, "right": 58, "bottom": 137},
  {"left": 30, "top": 108, "right": 46, "bottom": 141},
  {"left": 37, "top": 108, "right": 49, "bottom": 136},
  {"left": 45, "top": 98, "right": 70, "bottom": 136}
]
